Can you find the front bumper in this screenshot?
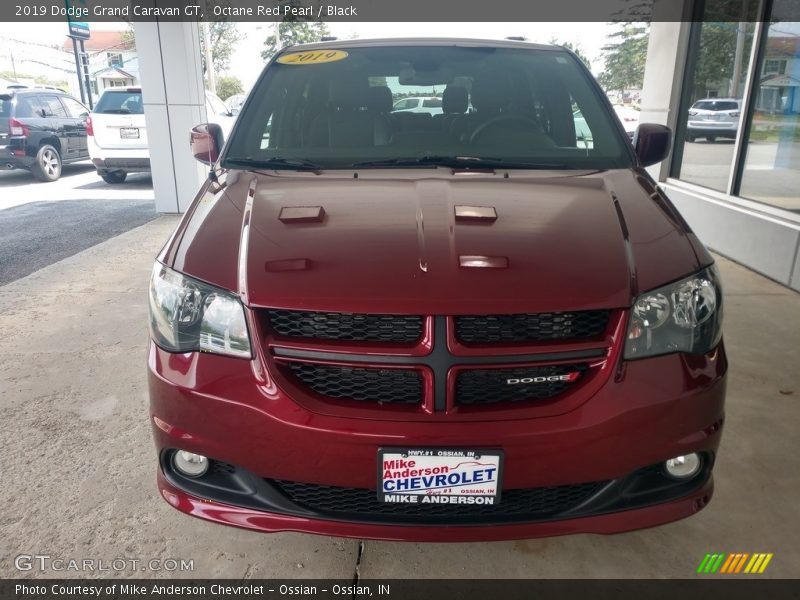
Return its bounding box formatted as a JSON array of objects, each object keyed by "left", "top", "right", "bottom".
[{"left": 149, "top": 340, "right": 726, "bottom": 541}]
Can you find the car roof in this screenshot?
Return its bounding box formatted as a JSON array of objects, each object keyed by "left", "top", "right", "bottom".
[
  {"left": 285, "top": 37, "right": 561, "bottom": 53},
  {"left": 693, "top": 98, "right": 740, "bottom": 102}
]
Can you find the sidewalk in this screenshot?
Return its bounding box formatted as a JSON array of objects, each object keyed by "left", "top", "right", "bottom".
[{"left": 0, "top": 215, "right": 797, "bottom": 578}]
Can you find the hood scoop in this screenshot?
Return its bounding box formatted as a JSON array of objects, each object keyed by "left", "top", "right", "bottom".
[
  {"left": 455, "top": 205, "right": 497, "bottom": 223},
  {"left": 279, "top": 206, "right": 325, "bottom": 224}
]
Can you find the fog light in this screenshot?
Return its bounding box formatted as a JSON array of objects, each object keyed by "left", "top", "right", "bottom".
[
  {"left": 665, "top": 453, "right": 701, "bottom": 479},
  {"left": 173, "top": 451, "right": 209, "bottom": 477}
]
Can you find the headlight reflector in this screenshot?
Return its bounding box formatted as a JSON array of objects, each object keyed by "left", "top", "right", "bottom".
[
  {"left": 149, "top": 263, "right": 251, "bottom": 358},
  {"left": 625, "top": 265, "right": 722, "bottom": 359}
]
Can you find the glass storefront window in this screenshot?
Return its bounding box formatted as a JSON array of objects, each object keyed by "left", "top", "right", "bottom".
[
  {"left": 671, "top": 3, "right": 759, "bottom": 192},
  {"left": 739, "top": 13, "right": 800, "bottom": 212}
]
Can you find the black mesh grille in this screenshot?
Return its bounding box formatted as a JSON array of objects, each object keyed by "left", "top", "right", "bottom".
[
  {"left": 455, "top": 311, "right": 610, "bottom": 344},
  {"left": 286, "top": 363, "right": 422, "bottom": 404},
  {"left": 272, "top": 479, "right": 607, "bottom": 522},
  {"left": 266, "top": 309, "right": 422, "bottom": 343},
  {"left": 456, "top": 364, "right": 588, "bottom": 406}
]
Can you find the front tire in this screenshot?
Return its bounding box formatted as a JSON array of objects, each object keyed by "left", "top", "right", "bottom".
[
  {"left": 100, "top": 170, "right": 127, "bottom": 184},
  {"left": 31, "top": 145, "right": 62, "bottom": 182},
  {"left": 707, "top": 135, "right": 717, "bottom": 143}
]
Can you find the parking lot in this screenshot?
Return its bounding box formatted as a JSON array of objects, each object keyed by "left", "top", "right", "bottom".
[
  {"left": 0, "top": 167, "right": 798, "bottom": 579},
  {"left": 0, "top": 164, "right": 157, "bottom": 284}
]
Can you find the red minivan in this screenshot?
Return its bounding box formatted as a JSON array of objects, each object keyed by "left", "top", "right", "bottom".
[{"left": 148, "top": 39, "right": 726, "bottom": 542}]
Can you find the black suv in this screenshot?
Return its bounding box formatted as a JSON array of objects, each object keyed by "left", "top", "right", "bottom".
[{"left": 0, "top": 87, "right": 90, "bottom": 181}]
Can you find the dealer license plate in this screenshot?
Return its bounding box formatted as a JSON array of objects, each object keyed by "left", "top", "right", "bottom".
[
  {"left": 378, "top": 448, "right": 503, "bottom": 505},
  {"left": 120, "top": 128, "right": 140, "bottom": 139}
]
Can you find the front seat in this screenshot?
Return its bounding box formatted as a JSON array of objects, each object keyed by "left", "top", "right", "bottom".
[
  {"left": 308, "top": 76, "right": 391, "bottom": 147},
  {"left": 436, "top": 85, "right": 468, "bottom": 136}
]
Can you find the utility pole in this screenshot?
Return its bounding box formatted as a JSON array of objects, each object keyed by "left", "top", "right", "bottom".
[
  {"left": 10, "top": 48, "right": 18, "bottom": 80},
  {"left": 203, "top": 22, "right": 216, "bottom": 94}
]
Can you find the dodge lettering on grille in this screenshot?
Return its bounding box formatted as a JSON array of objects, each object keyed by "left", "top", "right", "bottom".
[{"left": 506, "top": 373, "right": 581, "bottom": 385}]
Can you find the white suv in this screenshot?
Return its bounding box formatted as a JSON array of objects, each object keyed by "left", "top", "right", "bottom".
[
  {"left": 686, "top": 98, "right": 741, "bottom": 142},
  {"left": 88, "top": 88, "right": 237, "bottom": 184}
]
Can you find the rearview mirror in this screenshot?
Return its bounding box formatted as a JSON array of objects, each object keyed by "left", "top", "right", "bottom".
[
  {"left": 633, "top": 123, "right": 672, "bottom": 167},
  {"left": 190, "top": 122, "right": 223, "bottom": 165}
]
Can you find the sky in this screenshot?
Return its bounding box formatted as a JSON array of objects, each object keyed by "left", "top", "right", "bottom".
[{"left": 0, "top": 21, "right": 617, "bottom": 91}]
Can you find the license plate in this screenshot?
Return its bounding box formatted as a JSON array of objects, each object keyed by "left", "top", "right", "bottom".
[
  {"left": 120, "top": 128, "right": 139, "bottom": 139},
  {"left": 378, "top": 448, "right": 503, "bottom": 505}
]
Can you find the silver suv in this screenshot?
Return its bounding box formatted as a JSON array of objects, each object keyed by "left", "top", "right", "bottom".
[{"left": 686, "top": 98, "right": 741, "bottom": 142}]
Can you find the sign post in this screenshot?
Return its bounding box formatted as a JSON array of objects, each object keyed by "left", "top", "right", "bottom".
[{"left": 65, "top": 0, "right": 91, "bottom": 107}]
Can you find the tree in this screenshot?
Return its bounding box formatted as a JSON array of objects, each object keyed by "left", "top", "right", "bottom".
[
  {"left": 548, "top": 38, "right": 592, "bottom": 69},
  {"left": 216, "top": 75, "right": 244, "bottom": 101},
  {"left": 200, "top": 22, "right": 241, "bottom": 75},
  {"left": 260, "top": 21, "right": 330, "bottom": 61},
  {"left": 597, "top": 24, "right": 650, "bottom": 94}
]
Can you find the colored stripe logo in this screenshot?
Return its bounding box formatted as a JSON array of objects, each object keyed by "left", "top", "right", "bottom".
[{"left": 697, "top": 553, "right": 773, "bottom": 574}]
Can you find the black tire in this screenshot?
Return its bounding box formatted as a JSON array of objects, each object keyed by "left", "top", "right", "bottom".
[
  {"left": 707, "top": 136, "right": 717, "bottom": 143},
  {"left": 31, "top": 144, "right": 62, "bottom": 182},
  {"left": 686, "top": 135, "right": 696, "bottom": 143},
  {"left": 100, "top": 170, "right": 127, "bottom": 184}
]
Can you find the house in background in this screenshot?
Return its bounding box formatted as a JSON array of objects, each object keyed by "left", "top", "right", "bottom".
[{"left": 61, "top": 31, "right": 139, "bottom": 100}]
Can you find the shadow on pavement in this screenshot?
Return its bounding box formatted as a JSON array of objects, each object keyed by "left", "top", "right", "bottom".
[{"left": 0, "top": 197, "right": 159, "bottom": 285}]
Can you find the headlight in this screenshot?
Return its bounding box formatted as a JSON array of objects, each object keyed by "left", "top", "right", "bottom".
[
  {"left": 624, "top": 265, "right": 723, "bottom": 359},
  {"left": 149, "top": 263, "right": 251, "bottom": 358}
]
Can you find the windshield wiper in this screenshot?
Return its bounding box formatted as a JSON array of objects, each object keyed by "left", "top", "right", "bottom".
[
  {"left": 350, "top": 155, "right": 569, "bottom": 170},
  {"left": 224, "top": 157, "right": 324, "bottom": 172}
]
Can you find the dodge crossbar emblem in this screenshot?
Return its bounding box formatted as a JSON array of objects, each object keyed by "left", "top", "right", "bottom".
[{"left": 506, "top": 373, "right": 581, "bottom": 385}]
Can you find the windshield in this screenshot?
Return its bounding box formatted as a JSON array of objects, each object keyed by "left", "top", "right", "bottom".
[
  {"left": 223, "top": 45, "right": 633, "bottom": 170},
  {"left": 94, "top": 90, "right": 143, "bottom": 114}
]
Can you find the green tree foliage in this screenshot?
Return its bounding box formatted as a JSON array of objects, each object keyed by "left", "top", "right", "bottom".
[
  {"left": 597, "top": 24, "right": 650, "bottom": 93},
  {"left": 691, "top": 22, "right": 754, "bottom": 101},
  {"left": 548, "top": 38, "right": 592, "bottom": 69},
  {"left": 216, "top": 75, "right": 244, "bottom": 101},
  {"left": 200, "top": 22, "right": 242, "bottom": 74},
  {"left": 260, "top": 21, "right": 331, "bottom": 61}
]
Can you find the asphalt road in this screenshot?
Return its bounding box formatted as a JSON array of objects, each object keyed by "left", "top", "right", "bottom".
[{"left": 0, "top": 163, "right": 158, "bottom": 285}]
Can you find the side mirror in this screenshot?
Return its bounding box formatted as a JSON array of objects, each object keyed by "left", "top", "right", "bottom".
[
  {"left": 633, "top": 123, "right": 672, "bottom": 167},
  {"left": 190, "top": 122, "right": 223, "bottom": 165}
]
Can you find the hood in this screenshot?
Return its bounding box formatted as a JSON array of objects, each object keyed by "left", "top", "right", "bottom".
[{"left": 169, "top": 168, "right": 702, "bottom": 314}]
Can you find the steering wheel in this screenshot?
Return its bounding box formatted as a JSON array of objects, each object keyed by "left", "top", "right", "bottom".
[{"left": 469, "top": 115, "right": 541, "bottom": 144}]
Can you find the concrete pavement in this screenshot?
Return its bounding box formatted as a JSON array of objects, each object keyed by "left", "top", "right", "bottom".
[{"left": 0, "top": 216, "right": 798, "bottom": 579}]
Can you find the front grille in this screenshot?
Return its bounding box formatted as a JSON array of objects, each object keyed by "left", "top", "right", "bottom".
[
  {"left": 455, "top": 311, "right": 609, "bottom": 344},
  {"left": 266, "top": 309, "right": 423, "bottom": 343},
  {"left": 455, "top": 364, "right": 588, "bottom": 406},
  {"left": 272, "top": 479, "right": 607, "bottom": 522},
  {"left": 286, "top": 363, "right": 422, "bottom": 404}
]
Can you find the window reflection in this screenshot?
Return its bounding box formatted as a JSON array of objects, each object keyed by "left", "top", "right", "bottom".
[
  {"left": 740, "top": 15, "right": 800, "bottom": 211},
  {"left": 675, "top": 16, "right": 757, "bottom": 192}
]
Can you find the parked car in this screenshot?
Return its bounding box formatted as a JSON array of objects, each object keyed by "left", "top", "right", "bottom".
[
  {"left": 686, "top": 98, "right": 741, "bottom": 142},
  {"left": 393, "top": 96, "right": 444, "bottom": 115},
  {"left": 150, "top": 39, "right": 725, "bottom": 542},
  {"left": 225, "top": 93, "right": 247, "bottom": 116},
  {"left": 613, "top": 105, "right": 641, "bottom": 139},
  {"left": 88, "top": 87, "right": 149, "bottom": 183},
  {"left": 87, "top": 87, "right": 238, "bottom": 184},
  {"left": 0, "top": 87, "right": 89, "bottom": 181}
]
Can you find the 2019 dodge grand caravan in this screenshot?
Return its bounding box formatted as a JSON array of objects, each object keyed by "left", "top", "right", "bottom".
[{"left": 148, "top": 39, "right": 726, "bottom": 542}]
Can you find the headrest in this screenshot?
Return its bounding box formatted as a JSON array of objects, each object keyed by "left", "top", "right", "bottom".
[
  {"left": 367, "top": 85, "right": 393, "bottom": 113},
  {"left": 442, "top": 86, "right": 468, "bottom": 114},
  {"left": 329, "top": 75, "right": 369, "bottom": 110},
  {"left": 471, "top": 72, "right": 512, "bottom": 113}
]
